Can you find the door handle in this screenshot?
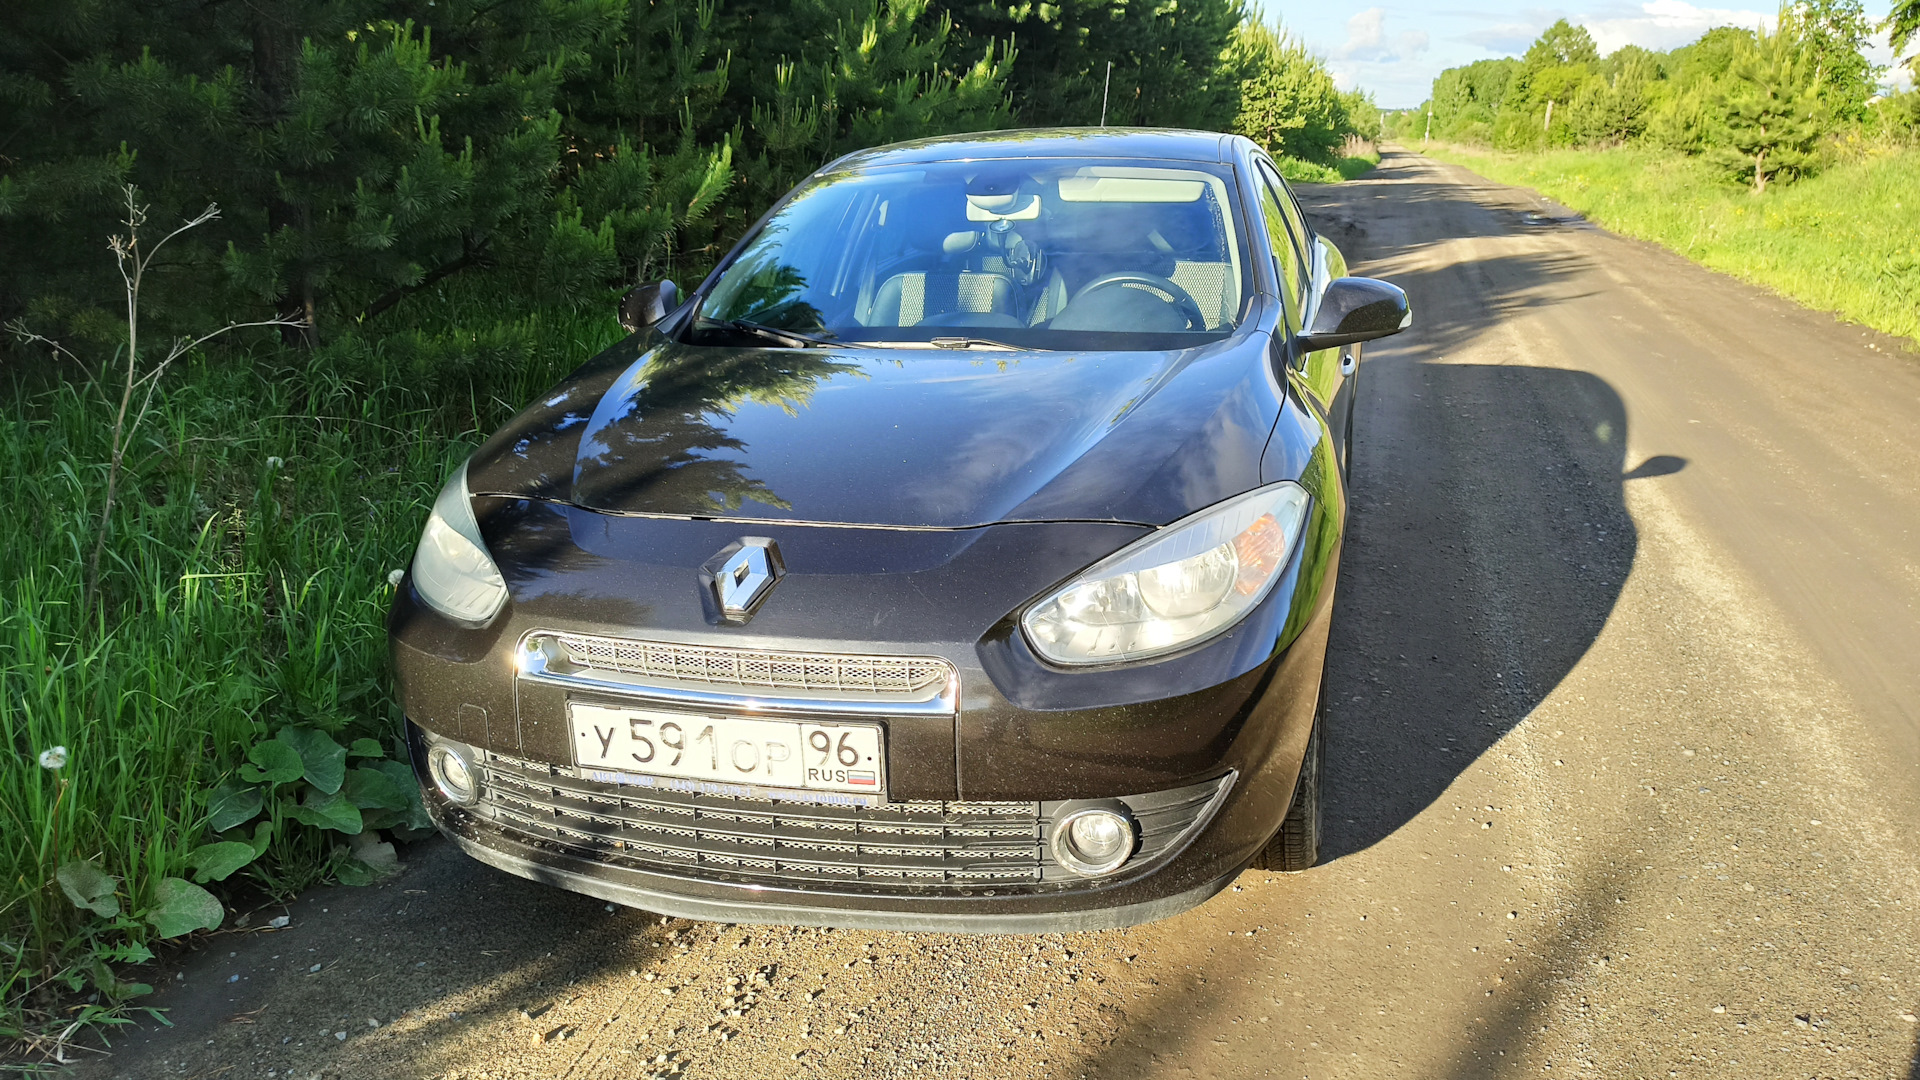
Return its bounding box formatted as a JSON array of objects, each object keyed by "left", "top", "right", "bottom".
[{"left": 1339, "top": 350, "right": 1357, "bottom": 377}]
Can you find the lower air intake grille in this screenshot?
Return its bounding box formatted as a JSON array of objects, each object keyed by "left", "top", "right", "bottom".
[{"left": 474, "top": 752, "right": 1046, "bottom": 890}]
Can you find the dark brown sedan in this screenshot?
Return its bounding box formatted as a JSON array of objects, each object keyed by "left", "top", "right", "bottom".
[{"left": 389, "top": 127, "right": 1410, "bottom": 931}]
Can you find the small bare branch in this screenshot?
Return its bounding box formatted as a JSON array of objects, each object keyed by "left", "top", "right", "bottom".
[
  {"left": 127, "top": 315, "right": 308, "bottom": 437},
  {"left": 161, "top": 316, "right": 303, "bottom": 367},
  {"left": 143, "top": 203, "right": 221, "bottom": 272},
  {"left": 5, "top": 321, "right": 96, "bottom": 383},
  {"left": 81, "top": 184, "right": 247, "bottom": 616}
]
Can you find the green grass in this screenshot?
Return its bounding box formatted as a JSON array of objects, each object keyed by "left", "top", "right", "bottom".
[
  {"left": 1421, "top": 143, "right": 1920, "bottom": 348},
  {"left": 1276, "top": 150, "right": 1381, "bottom": 185},
  {"left": 0, "top": 297, "right": 625, "bottom": 1051}
]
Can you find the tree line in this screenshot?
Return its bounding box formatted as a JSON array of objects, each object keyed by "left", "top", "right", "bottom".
[
  {"left": 0, "top": 0, "right": 1375, "bottom": 375},
  {"left": 1395, "top": 1, "right": 1920, "bottom": 193}
]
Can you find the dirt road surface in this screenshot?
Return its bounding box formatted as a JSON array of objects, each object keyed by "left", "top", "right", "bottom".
[{"left": 69, "top": 149, "right": 1920, "bottom": 1080}]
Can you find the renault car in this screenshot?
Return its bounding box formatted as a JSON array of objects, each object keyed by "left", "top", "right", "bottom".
[{"left": 389, "top": 128, "right": 1410, "bottom": 932}]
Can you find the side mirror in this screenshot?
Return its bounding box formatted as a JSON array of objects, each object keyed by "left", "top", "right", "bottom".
[
  {"left": 1297, "top": 277, "right": 1410, "bottom": 351},
  {"left": 619, "top": 279, "right": 680, "bottom": 333}
]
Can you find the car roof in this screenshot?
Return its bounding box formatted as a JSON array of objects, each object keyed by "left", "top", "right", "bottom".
[{"left": 827, "top": 128, "right": 1250, "bottom": 171}]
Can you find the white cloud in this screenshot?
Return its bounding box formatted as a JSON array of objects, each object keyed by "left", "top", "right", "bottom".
[
  {"left": 1582, "top": 0, "right": 1772, "bottom": 55},
  {"left": 1336, "top": 7, "right": 1432, "bottom": 63},
  {"left": 1866, "top": 26, "right": 1917, "bottom": 93},
  {"left": 1461, "top": 24, "right": 1543, "bottom": 54}
]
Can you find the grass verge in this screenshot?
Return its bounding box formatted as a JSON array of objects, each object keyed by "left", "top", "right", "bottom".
[
  {"left": 0, "top": 296, "right": 624, "bottom": 1057},
  {"left": 1420, "top": 143, "right": 1920, "bottom": 348},
  {"left": 1277, "top": 150, "right": 1381, "bottom": 184}
]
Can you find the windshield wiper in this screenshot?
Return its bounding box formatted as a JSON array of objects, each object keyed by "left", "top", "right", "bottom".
[
  {"left": 710, "top": 318, "right": 838, "bottom": 349},
  {"left": 928, "top": 336, "right": 1021, "bottom": 351}
]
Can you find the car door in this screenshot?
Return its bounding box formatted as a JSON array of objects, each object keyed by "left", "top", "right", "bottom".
[{"left": 1254, "top": 159, "right": 1353, "bottom": 477}]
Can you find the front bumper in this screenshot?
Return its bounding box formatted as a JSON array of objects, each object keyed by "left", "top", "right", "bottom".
[
  {"left": 420, "top": 749, "right": 1246, "bottom": 932},
  {"left": 393, "top": 505, "right": 1339, "bottom": 930},
  {"left": 440, "top": 814, "right": 1244, "bottom": 933}
]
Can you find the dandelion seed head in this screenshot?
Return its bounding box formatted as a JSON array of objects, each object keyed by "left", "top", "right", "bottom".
[
  {"left": 387, "top": 569, "right": 405, "bottom": 587},
  {"left": 266, "top": 456, "right": 284, "bottom": 470},
  {"left": 38, "top": 746, "right": 68, "bottom": 770}
]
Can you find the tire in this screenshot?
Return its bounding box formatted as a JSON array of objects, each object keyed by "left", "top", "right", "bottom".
[{"left": 1255, "top": 707, "right": 1322, "bottom": 872}]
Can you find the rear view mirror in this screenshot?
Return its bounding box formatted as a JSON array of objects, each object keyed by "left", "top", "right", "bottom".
[
  {"left": 1297, "top": 277, "right": 1410, "bottom": 351},
  {"left": 619, "top": 279, "right": 680, "bottom": 333}
]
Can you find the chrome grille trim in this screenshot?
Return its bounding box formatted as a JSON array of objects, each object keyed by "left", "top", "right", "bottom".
[{"left": 517, "top": 631, "right": 958, "bottom": 716}]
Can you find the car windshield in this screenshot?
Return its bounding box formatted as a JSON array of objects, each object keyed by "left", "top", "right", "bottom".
[{"left": 689, "top": 158, "right": 1251, "bottom": 351}]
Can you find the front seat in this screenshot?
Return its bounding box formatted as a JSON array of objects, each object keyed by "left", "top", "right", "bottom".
[{"left": 865, "top": 232, "right": 1020, "bottom": 327}]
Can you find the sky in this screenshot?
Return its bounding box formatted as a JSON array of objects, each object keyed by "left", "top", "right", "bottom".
[{"left": 1252, "top": 0, "right": 1915, "bottom": 108}]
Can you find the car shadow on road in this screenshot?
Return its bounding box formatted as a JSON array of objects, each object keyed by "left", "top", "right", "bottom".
[{"left": 1317, "top": 353, "right": 1648, "bottom": 863}]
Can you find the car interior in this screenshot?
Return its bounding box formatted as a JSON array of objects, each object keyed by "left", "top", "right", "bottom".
[
  {"left": 695, "top": 160, "right": 1251, "bottom": 345},
  {"left": 851, "top": 166, "right": 1246, "bottom": 334}
]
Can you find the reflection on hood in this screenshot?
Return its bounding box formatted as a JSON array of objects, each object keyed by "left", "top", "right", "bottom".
[{"left": 468, "top": 334, "right": 1280, "bottom": 529}]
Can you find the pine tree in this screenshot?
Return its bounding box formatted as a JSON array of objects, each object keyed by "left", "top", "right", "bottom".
[
  {"left": 0, "top": 0, "right": 1018, "bottom": 352},
  {"left": 1711, "top": 12, "right": 1824, "bottom": 194},
  {"left": 1228, "top": 22, "right": 1349, "bottom": 165},
  {"left": 939, "top": 0, "right": 1245, "bottom": 131},
  {"left": 0, "top": 0, "right": 738, "bottom": 349}
]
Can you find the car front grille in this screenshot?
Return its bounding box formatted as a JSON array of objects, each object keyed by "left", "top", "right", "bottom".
[
  {"left": 542, "top": 632, "right": 953, "bottom": 702},
  {"left": 469, "top": 751, "right": 1231, "bottom": 894}
]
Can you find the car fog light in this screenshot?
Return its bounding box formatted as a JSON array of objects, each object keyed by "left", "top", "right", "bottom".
[
  {"left": 427, "top": 741, "right": 481, "bottom": 807},
  {"left": 1050, "top": 806, "right": 1136, "bottom": 876}
]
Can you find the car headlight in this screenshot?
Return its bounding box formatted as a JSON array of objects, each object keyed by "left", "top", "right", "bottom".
[
  {"left": 1021, "top": 482, "right": 1311, "bottom": 665},
  {"left": 410, "top": 460, "right": 508, "bottom": 624}
]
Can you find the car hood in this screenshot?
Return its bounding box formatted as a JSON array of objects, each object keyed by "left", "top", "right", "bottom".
[{"left": 466, "top": 334, "right": 1281, "bottom": 529}]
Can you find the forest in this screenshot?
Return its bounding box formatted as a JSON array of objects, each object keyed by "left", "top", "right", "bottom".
[
  {"left": 1392, "top": 4, "right": 1919, "bottom": 349},
  {"left": 1394, "top": 2, "right": 1918, "bottom": 192},
  {"left": 0, "top": 0, "right": 1375, "bottom": 1053}
]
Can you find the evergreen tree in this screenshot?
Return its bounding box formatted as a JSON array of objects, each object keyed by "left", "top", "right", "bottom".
[
  {"left": 1228, "top": 21, "right": 1348, "bottom": 164},
  {"left": 1711, "top": 12, "right": 1824, "bottom": 193},
  {"left": 0, "top": 0, "right": 1012, "bottom": 356},
  {"left": 711, "top": 0, "right": 1013, "bottom": 214},
  {"left": 0, "top": 0, "right": 737, "bottom": 348},
  {"left": 940, "top": 0, "right": 1246, "bottom": 130}
]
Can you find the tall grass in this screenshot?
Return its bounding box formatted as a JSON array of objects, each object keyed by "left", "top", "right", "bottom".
[
  {"left": 1421, "top": 144, "right": 1920, "bottom": 347},
  {"left": 0, "top": 295, "right": 625, "bottom": 1045}
]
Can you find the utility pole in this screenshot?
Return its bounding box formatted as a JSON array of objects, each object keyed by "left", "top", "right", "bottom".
[
  {"left": 1100, "top": 61, "right": 1113, "bottom": 126},
  {"left": 1544, "top": 99, "right": 1554, "bottom": 132},
  {"left": 1423, "top": 106, "right": 1432, "bottom": 144}
]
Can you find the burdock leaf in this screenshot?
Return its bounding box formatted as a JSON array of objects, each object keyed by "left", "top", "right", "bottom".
[
  {"left": 277, "top": 727, "right": 347, "bottom": 794},
  {"left": 346, "top": 738, "right": 386, "bottom": 759},
  {"left": 343, "top": 766, "right": 409, "bottom": 812},
  {"left": 371, "top": 759, "right": 433, "bottom": 833},
  {"left": 287, "top": 786, "right": 363, "bottom": 835},
  {"left": 245, "top": 819, "right": 274, "bottom": 856},
  {"left": 57, "top": 860, "right": 121, "bottom": 918},
  {"left": 240, "top": 740, "right": 303, "bottom": 785},
  {"left": 145, "top": 878, "right": 223, "bottom": 938},
  {"left": 185, "top": 841, "right": 259, "bottom": 883},
  {"left": 207, "top": 778, "right": 265, "bottom": 832}
]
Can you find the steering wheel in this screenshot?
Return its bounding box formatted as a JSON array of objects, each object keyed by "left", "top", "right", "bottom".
[{"left": 1067, "top": 272, "right": 1208, "bottom": 331}]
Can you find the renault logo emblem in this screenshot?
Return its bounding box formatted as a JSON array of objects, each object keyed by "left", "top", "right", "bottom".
[{"left": 703, "top": 538, "right": 784, "bottom": 622}]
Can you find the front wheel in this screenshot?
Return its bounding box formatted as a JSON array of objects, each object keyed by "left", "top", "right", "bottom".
[{"left": 1254, "top": 707, "right": 1322, "bottom": 872}]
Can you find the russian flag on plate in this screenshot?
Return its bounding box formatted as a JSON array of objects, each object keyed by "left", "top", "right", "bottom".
[{"left": 847, "top": 770, "right": 877, "bottom": 786}]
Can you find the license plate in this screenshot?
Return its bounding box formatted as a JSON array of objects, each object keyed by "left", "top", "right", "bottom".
[{"left": 568, "top": 702, "right": 886, "bottom": 800}]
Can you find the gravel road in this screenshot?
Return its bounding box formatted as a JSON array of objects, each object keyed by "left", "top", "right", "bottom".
[{"left": 70, "top": 148, "right": 1920, "bottom": 1080}]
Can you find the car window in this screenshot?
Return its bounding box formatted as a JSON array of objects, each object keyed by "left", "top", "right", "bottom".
[
  {"left": 1254, "top": 161, "right": 1312, "bottom": 314},
  {"left": 692, "top": 158, "right": 1252, "bottom": 352}
]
